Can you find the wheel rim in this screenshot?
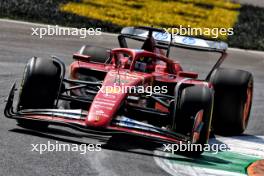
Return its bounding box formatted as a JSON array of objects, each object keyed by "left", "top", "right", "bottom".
[
  {"left": 192, "top": 110, "right": 203, "bottom": 143},
  {"left": 243, "top": 82, "right": 253, "bottom": 129}
]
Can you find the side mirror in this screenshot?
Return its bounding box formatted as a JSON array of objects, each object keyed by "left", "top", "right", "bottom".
[
  {"left": 178, "top": 71, "right": 198, "bottom": 79},
  {"left": 73, "top": 53, "right": 90, "bottom": 61}
]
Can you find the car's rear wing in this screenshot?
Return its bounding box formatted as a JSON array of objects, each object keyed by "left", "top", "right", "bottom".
[
  {"left": 118, "top": 26, "right": 228, "bottom": 55},
  {"left": 118, "top": 26, "right": 228, "bottom": 81}
]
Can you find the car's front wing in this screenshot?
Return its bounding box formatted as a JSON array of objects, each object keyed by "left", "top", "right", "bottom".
[{"left": 4, "top": 83, "right": 193, "bottom": 144}]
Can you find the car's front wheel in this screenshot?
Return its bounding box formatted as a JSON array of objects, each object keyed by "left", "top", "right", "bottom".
[
  {"left": 17, "top": 57, "right": 62, "bottom": 129},
  {"left": 171, "top": 85, "right": 214, "bottom": 156}
]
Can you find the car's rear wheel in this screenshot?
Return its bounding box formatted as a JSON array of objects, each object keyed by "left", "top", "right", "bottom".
[
  {"left": 171, "top": 85, "right": 213, "bottom": 156},
  {"left": 209, "top": 68, "right": 253, "bottom": 136},
  {"left": 17, "top": 57, "right": 62, "bottom": 129}
]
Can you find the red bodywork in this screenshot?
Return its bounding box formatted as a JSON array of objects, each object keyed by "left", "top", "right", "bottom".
[
  {"left": 60, "top": 48, "right": 209, "bottom": 142},
  {"left": 5, "top": 47, "right": 212, "bottom": 143},
  {"left": 4, "top": 27, "right": 231, "bottom": 145}
]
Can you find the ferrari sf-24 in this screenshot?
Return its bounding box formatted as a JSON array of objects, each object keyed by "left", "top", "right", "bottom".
[{"left": 4, "top": 27, "right": 253, "bottom": 155}]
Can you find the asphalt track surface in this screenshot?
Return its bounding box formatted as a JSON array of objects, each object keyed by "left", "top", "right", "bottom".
[
  {"left": 234, "top": 0, "right": 264, "bottom": 7},
  {"left": 0, "top": 20, "right": 264, "bottom": 176}
]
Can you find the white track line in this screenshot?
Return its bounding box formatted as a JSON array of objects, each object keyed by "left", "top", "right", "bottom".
[
  {"left": 154, "top": 136, "right": 264, "bottom": 176},
  {"left": 227, "top": 48, "right": 264, "bottom": 56}
]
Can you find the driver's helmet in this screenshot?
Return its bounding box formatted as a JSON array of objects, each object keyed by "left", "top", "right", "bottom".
[{"left": 135, "top": 56, "right": 156, "bottom": 73}]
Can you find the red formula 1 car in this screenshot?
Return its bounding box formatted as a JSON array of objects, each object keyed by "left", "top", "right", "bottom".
[{"left": 4, "top": 27, "right": 253, "bottom": 155}]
